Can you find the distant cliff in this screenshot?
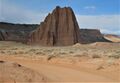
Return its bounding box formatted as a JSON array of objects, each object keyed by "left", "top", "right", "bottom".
[
  {"left": 79, "top": 29, "right": 110, "bottom": 44},
  {"left": 0, "top": 22, "right": 38, "bottom": 42}
]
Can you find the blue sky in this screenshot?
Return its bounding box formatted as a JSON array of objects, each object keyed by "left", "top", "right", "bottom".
[{"left": 0, "top": 0, "right": 120, "bottom": 35}]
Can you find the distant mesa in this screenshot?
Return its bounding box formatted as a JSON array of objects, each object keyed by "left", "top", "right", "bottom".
[
  {"left": 27, "top": 6, "right": 110, "bottom": 46},
  {"left": 0, "top": 22, "right": 39, "bottom": 42},
  {"left": 79, "top": 29, "right": 110, "bottom": 44}
]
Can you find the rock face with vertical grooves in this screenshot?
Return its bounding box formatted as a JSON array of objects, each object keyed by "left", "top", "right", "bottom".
[
  {"left": 28, "top": 6, "right": 81, "bottom": 46},
  {"left": 0, "top": 31, "right": 5, "bottom": 40}
]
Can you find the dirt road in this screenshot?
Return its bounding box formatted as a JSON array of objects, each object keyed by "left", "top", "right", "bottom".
[{"left": 0, "top": 56, "right": 119, "bottom": 82}]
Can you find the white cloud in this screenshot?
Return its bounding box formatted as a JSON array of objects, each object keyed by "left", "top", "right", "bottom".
[
  {"left": 0, "top": 2, "right": 46, "bottom": 24},
  {"left": 76, "top": 15, "right": 120, "bottom": 35},
  {"left": 84, "top": 6, "right": 96, "bottom": 10}
]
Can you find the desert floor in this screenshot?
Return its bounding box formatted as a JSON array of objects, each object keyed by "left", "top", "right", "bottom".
[{"left": 0, "top": 41, "right": 120, "bottom": 83}]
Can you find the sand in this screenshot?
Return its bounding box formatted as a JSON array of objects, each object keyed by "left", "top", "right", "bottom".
[
  {"left": 0, "top": 41, "right": 120, "bottom": 82},
  {"left": 104, "top": 35, "right": 120, "bottom": 43},
  {"left": 0, "top": 60, "right": 48, "bottom": 83}
]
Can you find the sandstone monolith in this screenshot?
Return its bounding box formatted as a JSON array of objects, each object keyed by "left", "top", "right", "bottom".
[{"left": 28, "top": 6, "right": 81, "bottom": 46}]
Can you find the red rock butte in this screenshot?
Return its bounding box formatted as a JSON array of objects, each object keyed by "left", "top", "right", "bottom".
[
  {"left": 27, "top": 6, "right": 81, "bottom": 46},
  {"left": 27, "top": 6, "right": 110, "bottom": 46}
]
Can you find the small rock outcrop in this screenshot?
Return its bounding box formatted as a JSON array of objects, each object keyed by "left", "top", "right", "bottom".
[{"left": 28, "top": 6, "right": 81, "bottom": 46}]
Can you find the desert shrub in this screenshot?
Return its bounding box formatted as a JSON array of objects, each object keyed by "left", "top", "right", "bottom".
[
  {"left": 82, "top": 52, "right": 88, "bottom": 56},
  {"left": 74, "top": 54, "right": 85, "bottom": 57},
  {"left": 59, "top": 52, "right": 67, "bottom": 55},
  {"left": 109, "top": 54, "right": 120, "bottom": 59},
  {"left": 6, "top": 51, "right": 12, "bottom": 55},
  {"left": 17, "top": 51, "right": 25, "bottom": 54},
  {"left": 36, "top": 52, "right": 42, "bottom": 55},
  {"left": 0, "top": 60, "right": 4, "bottom": 63},
  {"left": 74, "top": 54, "right": 80, "bottom": 57},
  {"left": 11, "top": 48, "right": 18, "bottom": 50},
  {"left": 35, "top": 52, "right": 45, "bottom": 55},
  {"left": 47, "top": 55, "right": 56, "bottom": 60},
  {"left": 96, "top": 66, "right": 104, "bottom": 70},
  {"left": 92, "top": 54, "right": 101, "bottom": 58},
  {"left": 69, "top": 51, "right": 74, "bottom": 54},
  {"left": 29, "top": 49, "right": 36, "bottom": 52},
  {"left": 12, "top": 51, "right": 18, "bottom": 55},
  {"left": 0, "top": 51, "right": 5, "bottom": 54},
  {"left": 44, "top": 50, "right": 53, "bottom": 53}
]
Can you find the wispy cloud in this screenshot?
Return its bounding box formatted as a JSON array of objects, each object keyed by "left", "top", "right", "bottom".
[
  {"left": 76, "top": 15, "right": 120, "bottom": 35},
  {"left": 84, "top": 6, "right": 96, "bottom": 10},
  {"left": 0, "top": 2, "right": 46, "bottom": 24}
]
